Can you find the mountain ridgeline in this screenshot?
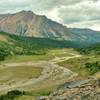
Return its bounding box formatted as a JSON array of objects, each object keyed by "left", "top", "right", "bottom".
[
  {"left": 0, "top": 10, "right": 100, "bottom": 44},
  {"left": 69, "top": 28, "right": 100, "bottom": 43}
]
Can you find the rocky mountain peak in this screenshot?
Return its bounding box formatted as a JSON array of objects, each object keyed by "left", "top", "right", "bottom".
[
  {"left": 0, "top": 11, "right": 100, "bottom": 43},
  {"left": 0, "top": 11, "right": 73, "bottom": 39}
]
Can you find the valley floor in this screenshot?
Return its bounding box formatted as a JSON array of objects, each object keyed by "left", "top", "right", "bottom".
[
  {"left": 0, "top": 49, "right": 99, "bottom": 100},
  {"left": 0, "top": 49, "right": 81, "bottom": 93}
]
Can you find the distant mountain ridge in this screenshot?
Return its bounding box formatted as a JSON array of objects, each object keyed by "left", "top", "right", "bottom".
[
  {"left": 69, "top": 28, "right": 100, "bottom": 43},
  {"left": 0, "top": 10, "right": 100, "bottom": 44}
]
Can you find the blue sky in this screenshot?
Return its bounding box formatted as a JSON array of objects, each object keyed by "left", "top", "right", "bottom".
[{"left": 0, "top": 0, "right": 100, "bottom": 30}]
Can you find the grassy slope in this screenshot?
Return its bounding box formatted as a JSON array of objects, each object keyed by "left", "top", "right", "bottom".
[
  {"left": 0, "top": 66, "right": 42, "bottom": 84},
  {"left": 0, "top": 31, "right": 84, "bottom": 62},
  {"left": 1, "top": 48, "right": 77, "bottom": 63},
  {"left": 58, "top": 55, "right": 100, "bottom": 77}
]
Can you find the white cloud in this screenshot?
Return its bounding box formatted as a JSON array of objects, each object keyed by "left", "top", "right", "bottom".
[
  {"left": 67, "top": 20, "right": 100, "bottom": 31},
  {"left": 0, "top": 0, "right": 100, "bottom": 30},
  {"left": 0, "top": 0, "right": 33, "bottom": 13}
]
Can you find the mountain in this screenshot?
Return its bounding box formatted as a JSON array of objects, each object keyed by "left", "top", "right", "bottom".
[
  {"left": 0, "top": 11, "right": 74, "bottom": 40},
  {"left": 69, "top": 28, "right": 100, "bottom": 43},
  {"left": 0, "top": 10, "right": 100, "bottom": 44}
]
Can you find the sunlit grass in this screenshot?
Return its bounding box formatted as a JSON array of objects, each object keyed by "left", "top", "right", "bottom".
[{"left": 0, "top": 66, "right": 43, "bottom": 84}]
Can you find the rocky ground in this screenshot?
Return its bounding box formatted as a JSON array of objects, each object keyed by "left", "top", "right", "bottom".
[{"left": 37, "top": 73, "right": 100, "bottom": 100}]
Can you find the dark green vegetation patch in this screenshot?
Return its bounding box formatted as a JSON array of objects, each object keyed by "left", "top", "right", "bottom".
[
  {"left": 77, "top": 43, "right": 100, "bottom": 55},
  {"left": 0, "top": 90, "right": 25, "bottom": 100},
  {"left": 85, "top": 61, "right": 100, "bottom": 75}
]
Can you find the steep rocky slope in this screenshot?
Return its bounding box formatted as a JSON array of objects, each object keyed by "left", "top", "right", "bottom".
[
  {"left": 0, "top": 11, "right": 73, "bottom": 40},
  {"left": 0, "top": 11, "right": 100, "bottom": 43},
  {"left": 37, "top": 73, "right": 100, "bottom": 100}
]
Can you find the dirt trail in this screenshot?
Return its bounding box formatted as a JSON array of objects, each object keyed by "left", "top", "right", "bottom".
[{"left": 0, "top": 53, "right": 81, "bottom": 93}]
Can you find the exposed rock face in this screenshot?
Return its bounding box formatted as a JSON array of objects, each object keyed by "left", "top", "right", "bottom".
[
  {"left": 0, "top": 11, "right": 73, "bottom": 40},
  {"left": 37, "top": 79, "right": 100, "bottom": 100},
  {"left": 0, "top": 11, "right": 100, "bottom": 43}
]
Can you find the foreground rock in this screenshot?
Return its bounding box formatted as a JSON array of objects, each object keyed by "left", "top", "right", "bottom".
[{"left": 37, "top": 78, "right": 100, "bottom": 100}]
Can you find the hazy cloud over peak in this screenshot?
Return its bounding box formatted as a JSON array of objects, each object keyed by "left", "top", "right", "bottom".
[{"left": 0, "top": 0, "right": 100, "bottom": 30}]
